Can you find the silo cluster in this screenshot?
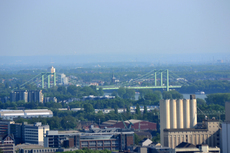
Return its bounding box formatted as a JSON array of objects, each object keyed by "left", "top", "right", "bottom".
[{"left": 160, "top": 95, "right": 197, "bottom": 146}]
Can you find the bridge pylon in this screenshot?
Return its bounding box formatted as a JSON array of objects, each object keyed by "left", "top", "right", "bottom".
[{"left": 41, "top": 72, "right": 56, "bottom": 88}]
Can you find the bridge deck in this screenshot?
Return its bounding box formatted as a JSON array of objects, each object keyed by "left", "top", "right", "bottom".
[{"left": 97, "top": 86, "right": 182, "bottom": 90}]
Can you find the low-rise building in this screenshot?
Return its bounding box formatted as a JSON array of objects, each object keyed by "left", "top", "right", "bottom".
[
  {"left": 100, "top": 119, "right": 157, "bottom": 131},
  {"left": 0, "top": 109, "right": 53, "bottom": 120},
  {"left": 44, "top": 128, "right": 134, "bottom": 151},
  {"left": 83, "top": 95, "right": 115, "bottom": 101}
]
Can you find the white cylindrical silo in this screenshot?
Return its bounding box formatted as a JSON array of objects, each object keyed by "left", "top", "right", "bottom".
[
  {"left": 190, "top": 99, "right": 197, "bottom": 128},
  {"left": 170, "top": 99, "right": 177, "bottom": 129},
  {"left": 160, "top": 99, "right": 170, "bottom": 146},
  {"left": 183, "top": 99, "right": 190, "bottom": 128},
  {"left": 165, "top": 99, "right": 171, "bottom": 129},
  {"left": 177, "top": 99, "right": 184, "bottom": 129}
]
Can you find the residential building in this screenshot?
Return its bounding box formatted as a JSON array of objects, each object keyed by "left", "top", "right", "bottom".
[{"left": 0, "top": 134, "right": 15, "bottom": 153}]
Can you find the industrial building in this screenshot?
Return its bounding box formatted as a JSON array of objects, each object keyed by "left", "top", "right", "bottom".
[
  {"left": 82, "top": 95, "right": 115, "bottom": 101},
  {"left": 160, "top": 95, "right": 220, "bottom": 149},
  {"left": 44, "top": 128, "right": 134, "bottom": 151},
  {"left": 100, "top": 119, "right": 157, "bottom": 131},
  {"left": 0, "top": 109, "right": 53, "bottom": 120},
  {"left": 10, "top": 90, "right": 43, "bottom": 103}
]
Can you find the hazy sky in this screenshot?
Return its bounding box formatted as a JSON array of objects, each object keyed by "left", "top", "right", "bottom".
[{"left": 0, "top": 0, "right": 229, "bottom": 57}]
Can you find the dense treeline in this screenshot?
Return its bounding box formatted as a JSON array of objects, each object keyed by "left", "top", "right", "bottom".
[
  {"left": 179, "top": 80, "right": 230, "bottom": 93},
  {"left": 205, "top": 93, "right": 230, "bottom": 106}
]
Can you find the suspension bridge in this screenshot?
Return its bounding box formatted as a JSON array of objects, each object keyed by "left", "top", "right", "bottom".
[
  {"left": 17, "top": 69, "right": 190, "bottom": 91},
  {"left": 96, "top": 69, "right": 187, "bottom": 91}
]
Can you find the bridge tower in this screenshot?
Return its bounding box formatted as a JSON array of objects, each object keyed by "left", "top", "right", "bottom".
[
  {"left": 41, "top": 66, "right": 57, "bottom": 88},
  {"left": 41, "top": 72, "right": 56, "bottom": 88}
]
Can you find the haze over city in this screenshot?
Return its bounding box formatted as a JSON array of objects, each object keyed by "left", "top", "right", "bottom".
[{"left": 0, "top": 0, "right": 230, "bottom": 65}]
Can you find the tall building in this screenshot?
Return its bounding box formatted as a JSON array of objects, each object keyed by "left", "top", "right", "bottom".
[
  {"left": 160, "top": 95, "right": 220, "bottom": 148},
  {"left": 50, "top": 66, "right": 55, "bottom": 73},
  {"left": 10, "top": 90, "right": 28, "bottom": 102},
  {"left": 60, "top": 73, "right": 68, "bottom": 85},
  {"left": 10, "top": 122, "right": 49, "bottom": 146},
  {"left": 22, "top": 122, "right": 49, "bottom": 146},
  {"left": 0, "top": 120, "right": 15, "bottom": 135},
  {"left": 27, "top": 90, "right": 43, "bottom": 103},
  {"left": 221, "top": 102, "right": 230, "bottom": 153},
  {"left": 10, "top": 90, "right": 43, "bottom": 103}
]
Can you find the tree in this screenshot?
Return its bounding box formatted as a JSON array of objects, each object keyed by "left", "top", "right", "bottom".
[
  {"left": 134, "top": 133, "right": 141, "bottom": 145},
  {"left": 197, "top": 98, "right": 206, "bottom": 105},
  {"left": 84, "top": 103, "right": 95, "bottom": 113},
  {"left": 123, "top": 89, "right": 135, "bottom": 100},
  {"left": 152, "top": 133, "right": 160, "bottom": 143},
  {"left": 136, "top": 104, "right": 141, "bottom": 115},
  {"left": 67, "top": 85, "right": 78, "bottom": 96},
  {"left": 57, "top": 86, "right": 67, "bottom": 94},
  {"left": 118, "top": 87, "right": 126, "bottom": 98},
  {"left": 144, "top": 93, "right": 159, "bottom": 102},
  {"left": 98, "top": 87, "right": 104, "bottom": 96},
  {"left": 111, "top": 91, "right": 118, "bottom": 97},
  {"left": 143, "top": 105, "right": 147, "bottom": 115},
  {"left": 162, "top": 91, "right": 172, "bottom": 99},
  {"left": 139, "top": 89, "right": 153, "bottom": 99},
  {"left": 114, "top": 106, "right": 118, "bottom": 114},
  {"left": 206, "top": 93, "right": 230, "bottom": 106}
]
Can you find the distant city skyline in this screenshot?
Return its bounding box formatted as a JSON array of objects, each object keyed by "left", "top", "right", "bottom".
[{"left": 0, "top": 0, "right": 229, "bottom": 58}]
